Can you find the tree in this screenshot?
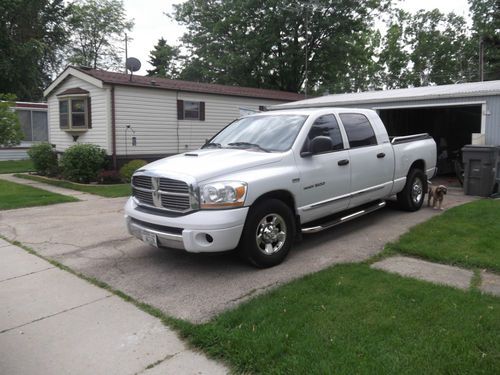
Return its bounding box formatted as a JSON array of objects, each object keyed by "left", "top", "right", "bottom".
[
  {"left": 469, "top": 0, "right": 500, "bottom": 81},
  {"left": 0, "top": 94, "right": 23, "bottom": 147},
  {"left": 379, "top": 9, "right": 474, "bottom": 88},
  {"left": 147, "top": 38, "right": 180, "bottom": 78},
  {"left": 0, "top": 0, "right": 70, "bottom": 100},
  {"left": 172, "top": 0, "right": 390, "bottom": 94},
  {"left": 66, "top": 0, "right": 134, "bottom": 70}
]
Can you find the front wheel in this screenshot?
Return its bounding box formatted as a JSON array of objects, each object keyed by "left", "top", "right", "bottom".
[
  {"left": 239, "top": 199, "right": 295, "bottom": 268},
  {"left": 397, "top": 169, "right": 426, "bottom": 211}
]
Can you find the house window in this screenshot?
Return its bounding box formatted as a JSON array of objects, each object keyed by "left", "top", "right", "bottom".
[
  {"left": 177, "top": 100, "right": 205, "bottom": 121},
  {"left": 16, "top": 109, "right": 48, "bottom": 142},
  {"left": 58, "top": 97, "right": 91, "bottom": 130}
]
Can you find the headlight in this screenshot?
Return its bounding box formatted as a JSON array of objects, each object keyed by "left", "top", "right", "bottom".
[{"left": 200, "top": 181, "right": 247, "bottom": 209}]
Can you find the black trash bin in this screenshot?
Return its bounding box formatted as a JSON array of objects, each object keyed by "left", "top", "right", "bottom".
[{"left": 462, "top": 145, "right": 499, "bottom": 197}]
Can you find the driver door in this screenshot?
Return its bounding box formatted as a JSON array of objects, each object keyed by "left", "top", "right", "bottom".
[{"left": 295, "top": 114, "right": 351, "bottom": 224}]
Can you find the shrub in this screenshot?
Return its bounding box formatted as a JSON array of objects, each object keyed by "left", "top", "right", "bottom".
[
  {"left": 0, "top": 93, "right": 23, "bottom": 147},
  {"left": 28, "top": 143, "right": 58, "bottom": 176},
  {"left": 119, "top": 159, "right": 148, "bottom": 182},
  {"left": 60, "top": 144, "right": 107, "bottom": 183},
  {"left": 97, "top": 169, "right": 122, "bottom": 184}
]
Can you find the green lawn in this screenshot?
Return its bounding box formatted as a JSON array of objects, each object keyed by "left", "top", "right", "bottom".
[
  {"left": 388, "top": 199, "right": 500, "bottom": 272},
  {"left": 0, "top": 160, "right": 34, "bottom": 174},
  {"left": 14, "top": 174, "right": 131, "bottom": 198},
  {"left": 176, "top": 264, "right": 500, "bottom": 374},
  {"left": 0, "top": 179, "right": 78, "bottom": 210}
]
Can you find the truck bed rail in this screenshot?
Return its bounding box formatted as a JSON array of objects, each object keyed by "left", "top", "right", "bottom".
[{"left": 390, "top": 133, "right": 431, "bottom": 145}]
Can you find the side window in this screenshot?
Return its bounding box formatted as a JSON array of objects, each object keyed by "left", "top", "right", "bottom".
[
  {"left": 340, "top": 113, "right": 377, "bottom": 148},
  {"left": 177, "top": 100, "right": 206, "bottom": 121},
  {"left": 307, "top": 114, "right": 344, "bottom": 152}
]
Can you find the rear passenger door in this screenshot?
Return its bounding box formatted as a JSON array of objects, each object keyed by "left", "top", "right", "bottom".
[
  {"left": 295, "top": 114, "right": 351, "bottom": 223},
  {"left": 339, "top": 113, "right": 394, "bottom": 207}
]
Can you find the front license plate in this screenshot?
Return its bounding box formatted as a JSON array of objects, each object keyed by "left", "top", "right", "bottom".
[{"left": 141, "top": 230, "right": 158, "bottom": 248}]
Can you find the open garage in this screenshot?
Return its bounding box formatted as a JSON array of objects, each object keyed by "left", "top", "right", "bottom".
[
  {"left": 378, "top": 104, "right": 482, "bottom": 175},
  {"left": 273, "top": 80, "right": 500, "bottom": 177}
]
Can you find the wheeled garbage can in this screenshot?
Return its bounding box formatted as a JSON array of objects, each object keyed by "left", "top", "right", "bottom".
[{"left": 462, "top": 145, "right": 499, "bottom": 197}]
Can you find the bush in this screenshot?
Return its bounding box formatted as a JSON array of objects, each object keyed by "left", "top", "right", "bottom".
[
  {"left": 0, "top": 93, "right": 23, "bottom": 147},
  {"left": 119, "top": 159, "right": 148, "bottom": 182},
  {"left": 28, "top": 143, "right": 59, "bottom": 176},
  {"left": 60, "top": 144, "right": 107, "bottom": 183},
  {"left": 97, "top": 169, "right": 122, "bottom": 184}
]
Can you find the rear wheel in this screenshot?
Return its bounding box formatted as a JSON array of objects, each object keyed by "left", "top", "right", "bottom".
[
  {"left": 239, "top": 199, "right": 295, "bottom": 268},
  {"left": 397, "top": 169, "right": 426, "bottom": 211}
]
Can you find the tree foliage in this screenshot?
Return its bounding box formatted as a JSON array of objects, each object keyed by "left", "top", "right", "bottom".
[
  {"left": 147, "top": 38, "right": 180, "bottom": 78},
  {"left": 469, "top": 0, "right": 500, "bottom": 80},
  {"left": 66, "top": 0, "right": 133, "bottom": 70},
  {"left": 0, "top": 0, "right": 70, "bottom": 100},
  {"left": 0, "top": 94, "right": 23, "bottom": 147},
  {"left": 172, "top": 0, "right": 390, "bottom": 94},
  {"left": 379, "top": 9, "right": 474, "bottom": 88}
]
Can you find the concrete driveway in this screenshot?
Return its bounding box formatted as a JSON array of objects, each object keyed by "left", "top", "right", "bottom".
[{"left": 0, "top": 189, "right": 475, "bottom": 323}]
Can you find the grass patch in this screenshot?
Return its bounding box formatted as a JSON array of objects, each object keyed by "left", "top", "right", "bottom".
[
  {"left": 14, "top": 173, "right": 131, "bottom": 198},
  {"left": 0, "top": 159, "right": 34, "bottom": 174},
  {"left": 178, "top": 264, "right": 500, "bottom": 374},
  {"left": 0, "top": 179, "right": 77, "bottom": 210},
  {"left": 390, "top": 199, "right": 500, "bottom": 273}
]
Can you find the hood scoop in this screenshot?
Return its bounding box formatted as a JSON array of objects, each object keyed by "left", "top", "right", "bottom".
[{"left": 184, "top": 153, "right": 199, "bottom": 157}]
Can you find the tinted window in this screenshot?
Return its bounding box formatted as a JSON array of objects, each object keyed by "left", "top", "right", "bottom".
[
  {"left": 340, "top": 113, "right": 377, "bottom": 148},
  {"left": 307, "top": 114, "right": 344, "bottom": 151}
]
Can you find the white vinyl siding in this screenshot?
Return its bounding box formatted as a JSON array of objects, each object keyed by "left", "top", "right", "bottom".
[
  {"left": 47, "top": 76, "right": 108, "bottom": 153},
  {"left": 114, "top": 86, "right": 286, "bottom": 156}
]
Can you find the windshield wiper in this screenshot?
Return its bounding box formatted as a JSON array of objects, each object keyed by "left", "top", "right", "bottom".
[
  {"left": 202, "top": 142, "right": 222, "bottom": 149},
  {"left": 227, "top": 142, "right": 270, "bottom": 153}
]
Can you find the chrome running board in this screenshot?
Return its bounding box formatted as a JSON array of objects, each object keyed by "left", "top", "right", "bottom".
[{"left": 301, "top": 200, "right": 386, "bottom": 234}]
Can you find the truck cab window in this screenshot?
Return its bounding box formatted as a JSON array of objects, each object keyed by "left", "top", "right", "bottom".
[
  {"left": 306, "top": 114, "right": 344, "bottom": 152},
  {"left": 340, "top": 113, "right": 377, "bottom": 148}
]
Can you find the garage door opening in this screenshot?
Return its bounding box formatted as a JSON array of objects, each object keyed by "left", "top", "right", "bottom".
[{"left": 378, "top": 105, "right": 482, "bottom": 176}]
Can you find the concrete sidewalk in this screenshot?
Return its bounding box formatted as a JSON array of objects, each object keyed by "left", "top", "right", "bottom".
[
  {"left": 0, "top": 238, "right": 228, "bottom": 375},
  {"left": 0, "top": 173, "right": 101, "bottom": 201}
]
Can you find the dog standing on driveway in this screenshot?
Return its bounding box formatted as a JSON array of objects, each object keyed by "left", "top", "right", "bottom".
[{"left": 428, "top": 185, "right": 447, "bottom": 210}]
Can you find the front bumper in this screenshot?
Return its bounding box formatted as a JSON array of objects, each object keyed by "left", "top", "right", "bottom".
[{"left": 124, "top": 197, "right": 248, "bottom": 253}]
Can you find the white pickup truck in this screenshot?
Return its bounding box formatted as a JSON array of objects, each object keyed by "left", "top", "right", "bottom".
[{"left": 125, "top": 108, "right": 436, "bottom": 267}]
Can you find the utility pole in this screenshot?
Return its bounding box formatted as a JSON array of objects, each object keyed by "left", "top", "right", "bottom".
[
  {"left": 125, "top": 33, "right": 128, "bottom": 74},
  {"left": 479, "top": 36, "right": 484, "bottom": 82},
  {"left": 304, "top": 4, "right": 309, "bottom": 99}
]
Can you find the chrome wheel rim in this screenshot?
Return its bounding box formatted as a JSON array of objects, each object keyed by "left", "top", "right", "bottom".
[
  {"left": 256, "top": 213, "right": 287, "bottom": 255},
  {"left": 411, "top": 178, "right": 423, "bottom": 205}
]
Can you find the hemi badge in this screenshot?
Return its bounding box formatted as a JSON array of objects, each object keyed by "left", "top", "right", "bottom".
[{"left": 292, "top": 178, "right": 300, "bottom": 183}]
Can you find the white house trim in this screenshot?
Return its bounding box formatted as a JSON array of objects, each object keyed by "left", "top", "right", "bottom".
[{"left": 44, "top": 67, "right": 104, "bottom": 97}]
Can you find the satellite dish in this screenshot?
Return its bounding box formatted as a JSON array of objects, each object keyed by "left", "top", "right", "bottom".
[{"left": 126, "top": 57, "right": 141, "bottom": 72}]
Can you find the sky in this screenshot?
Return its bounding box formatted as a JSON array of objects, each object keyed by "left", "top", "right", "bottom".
[{"left": 123, "top": 0, "right": 471, "bottom": 75}]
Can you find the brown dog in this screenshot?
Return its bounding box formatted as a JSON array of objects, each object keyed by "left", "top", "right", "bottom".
[{"left": 428, "top": 185, "right": 447, "bottom": 210}]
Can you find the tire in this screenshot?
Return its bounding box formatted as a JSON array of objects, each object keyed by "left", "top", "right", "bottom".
[
  {"left": 239, "top": 199, "right": 295, "bottom": 268},
  {"left": 397, "top": 169, "right": 426, "bottom": 212}
]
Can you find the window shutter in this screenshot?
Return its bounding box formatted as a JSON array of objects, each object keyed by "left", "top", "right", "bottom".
[
  {"left": 177, "top": 100, "right": 184, "bottom": 120},
  {"left": 200, "top": 101, "right": 205, "bottom": 121},
  {"left": 87, "top": 97, "right": 92, "bottom": 129}
]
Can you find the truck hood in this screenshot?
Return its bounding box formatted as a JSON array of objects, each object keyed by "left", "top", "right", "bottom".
[{"left": 141, "top": 149, "right": 284, "bottom": 182}]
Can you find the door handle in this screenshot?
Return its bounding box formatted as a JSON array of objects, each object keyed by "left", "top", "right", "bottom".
[
  {"left": 338, "top": 159, "right": 349, "bottom": 166},
  {"left": 377, "top": 153, "right": 386, "bottom": 158}
]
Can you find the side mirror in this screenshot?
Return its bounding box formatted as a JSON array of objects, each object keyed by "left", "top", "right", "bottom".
[{"left": 301, "top": 136, "right": 333, "bottom": 157}]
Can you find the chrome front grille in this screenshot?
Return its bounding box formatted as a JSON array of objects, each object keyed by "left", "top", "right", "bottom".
[
  {"left": 131, "top": 175, "right": 192, "bottom": 213},
  {"left": 159, "top": 178, "right": 189, "bottom": 194},
  {"left": 132, "top": 187, "right": 154, "bottom": 206},
  {"left": 132, "top": 175, "right": 153, "bottom": 190}
]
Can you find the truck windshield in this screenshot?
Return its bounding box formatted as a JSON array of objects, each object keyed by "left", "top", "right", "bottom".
[{"left": 205, "top": 114, "right": 308, "bottom": 152}]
